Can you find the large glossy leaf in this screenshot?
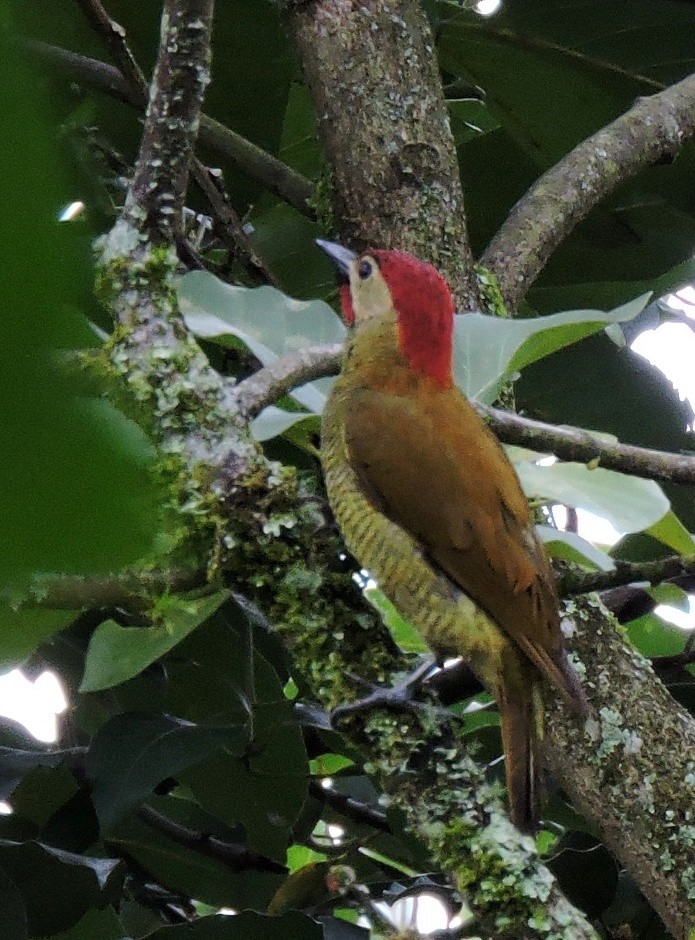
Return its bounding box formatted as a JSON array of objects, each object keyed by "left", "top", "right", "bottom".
[
  {"left": 80, "top": 591, "right": 230, "bottom": 693},
  {"left": 512, "top": 451, "right": 670, "bottom": 536},
  {"left": 454, "top": 293, "right": 649, "bottom": 401},
  {"left": 178, "top": 269, "right": 343, "bottom": 414},
  {"left": 87, "top": 713, "right": 249, "bottom": 832},
  {"left": 0, "top": 840, "right": 122, "bottom": 937}
]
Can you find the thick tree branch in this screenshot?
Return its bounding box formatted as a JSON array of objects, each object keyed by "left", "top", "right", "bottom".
[
  {"left": 543, "top": 597, "right": 695, "bottom": 939},
  {"left": 481, "top": 72, "right": 695, "bottom": 309},
  {"left": 26, "top": 40, "right": 315, "bottom": 218},
  {"left": 289, "top": 0, "right": 480, "bottom": 310}
]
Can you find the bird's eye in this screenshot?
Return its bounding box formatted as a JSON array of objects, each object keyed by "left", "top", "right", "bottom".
[{"left": 357, "top": 259, "right": 373, "bottom": 280}]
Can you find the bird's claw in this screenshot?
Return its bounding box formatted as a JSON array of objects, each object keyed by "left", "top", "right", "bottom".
[{"left": 331, "top": 657, "right": 439, "bottom": 726}]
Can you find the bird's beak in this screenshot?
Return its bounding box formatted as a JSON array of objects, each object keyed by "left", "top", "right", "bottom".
[{"left": 316, "top": 239, "right": 357, "bottom": 283}]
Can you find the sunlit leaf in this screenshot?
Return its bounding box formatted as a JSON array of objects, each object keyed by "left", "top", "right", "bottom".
[
  {"left": 646, "top": 511, "right": 695, "bottom": 555},
  {"left": 514, "top": 458, "right": 670, "bottom": 535},
  {"left": 454, "top": 293, "right": 650, "bottom": 402},
  {"left": 536, "top": 526, "right": 615, "bottom": 571}
]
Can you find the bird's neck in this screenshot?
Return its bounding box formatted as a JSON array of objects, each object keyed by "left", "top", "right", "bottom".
[{"left": 342, "top": 313, "right": 452, "bottom": 392}]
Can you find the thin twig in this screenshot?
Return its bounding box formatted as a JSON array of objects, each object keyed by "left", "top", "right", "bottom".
[
  {"left": 308, "top": 780, "right": 391, "bottom": 833},
  {"left": 75, "top": 0, "right": 277, "bottom": 280},
  {"left": 560, "top": 556, "right": 695, "bottom": 597},
  {"left": 137, "top": 805, "right": 286, "bottom": 873},
  {"left": 75, "top": 0, "right": 149, "bottom": 102},
  {"left": 481, "top": 72, "right": 695, "bottom": 309},
  {"left": 25, "top": 39, "right": 315, "bottom": 218}
]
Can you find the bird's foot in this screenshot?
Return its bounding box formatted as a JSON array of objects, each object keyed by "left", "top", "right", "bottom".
[{"left": 331, "top": 657, "right": 439, "bottom": 726}]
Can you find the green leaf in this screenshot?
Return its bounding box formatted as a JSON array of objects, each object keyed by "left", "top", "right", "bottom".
[
  {"left": 80, "top": 591, "right": 230, "bottom": 692},
  {"left": 287, "top": 844, "right": 328, "bottom": 873},
  {"left": 0, "top": 746, "right": 63, "bottom": 800},
  {"left": 146, "top": 911, "right": 322, "bottom": 939},
  {"left": 628, "top": 613, "right": 693, "bottom": 658},
  {"left": 177, "top": 269, "right": 344, "bottom": 385},
  {"left": 514, "top": 457, "right": 670, "bottom": 535},
  {"left": 646, "top": 511, "right": 695, "bottom": 555},
  {"left": 365, "top": 587, "right": 429, "bottom": 655},
  {"left": 87, "top": 713, "right": 249, "bottom": 832},
  {"left": 178, "top": 270, "right": 343, "bottom": 434},
  {"left": 649, "top": 583, "right": 691, "bottom": 612},
  {"left": 448, "top": 97, "right": 501, "bottom": 146},
  {"left": 47, "top": 907, "right": 125, "bottom": 940},
  {"left": 454, "top": 293, "right": 650, "bottom": 402},
  {"left": 0, "top": 607, "right": 78, "bottom": 670},
  {"left": 536, "top": 526, "right": 615, "bottom": 572},
  {"left": 0, "top": 840, "right": 121, "bottom": 937},
  {"left": 309, "top": 754, "right": 355, "bottom": 777}
]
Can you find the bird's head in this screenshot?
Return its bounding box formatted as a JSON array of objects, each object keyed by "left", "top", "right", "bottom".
[{"left": 317, "top": 239, "right": 455, "bottom": 387}]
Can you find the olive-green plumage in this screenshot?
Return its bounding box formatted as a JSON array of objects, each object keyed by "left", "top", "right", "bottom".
[{"left": 318, "top": 241, "right": 587, "bottom": 832}]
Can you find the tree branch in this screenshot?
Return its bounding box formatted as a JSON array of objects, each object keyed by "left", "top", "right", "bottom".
[
  {"left": 232, "top": 341, "right": 695, "bottom": 486},
  {"left": 560, "top": 556, "right": 695, "bottom": 597},
  {"left": 26, "top": 39, "right": 315, "bottom": 218},
  {"left": 75, "top": 0, "right": 280, "bottom": 281},
  {"left": 481, "top": 72, "right": 695, "bottom": 309},
  {"left": 477, "top": 404, "right": 695, "bottom": 485},
  {"left": 75, "top": 0, "right": 149, "bottom": 104},
  {"left": 233, "top": 344, "right": 343, "bottom": 420},
  {"left": 542, "top": 597, "right": 695, "bottom": 939},
  {"left": 136, "top": 805, "right": 286, "bottom": 874},
  {"left": 289, "top": 0, "right": 480, "bottom": 310},
  {"left": 308, "top": 781, "right": 390, "bottom": 833},
  {"left": 26, "top": 568, "right": 207, "bottom": 611}
]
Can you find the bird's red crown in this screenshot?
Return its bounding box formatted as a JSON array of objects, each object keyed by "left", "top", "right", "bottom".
[{"left": 375, "top": 250, "right": 455, "bottom": 388}]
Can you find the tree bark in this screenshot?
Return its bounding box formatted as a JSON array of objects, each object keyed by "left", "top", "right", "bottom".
[{"left": 289, "top": 0, "right": 480, "bottom": 311}]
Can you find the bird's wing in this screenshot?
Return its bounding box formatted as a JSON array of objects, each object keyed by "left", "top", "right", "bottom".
[{"left": 344, "top": 382, "right": 569, "bottom": 687}]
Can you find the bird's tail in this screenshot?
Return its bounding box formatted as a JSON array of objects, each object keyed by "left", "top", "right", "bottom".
[{"left": 498, "top": 670, "right": 544, "bottom": 833}]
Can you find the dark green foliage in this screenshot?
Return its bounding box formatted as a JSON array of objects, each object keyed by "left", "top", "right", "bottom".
[{"left": 2, "top": 0, "right": 693, "bottom": 937}]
